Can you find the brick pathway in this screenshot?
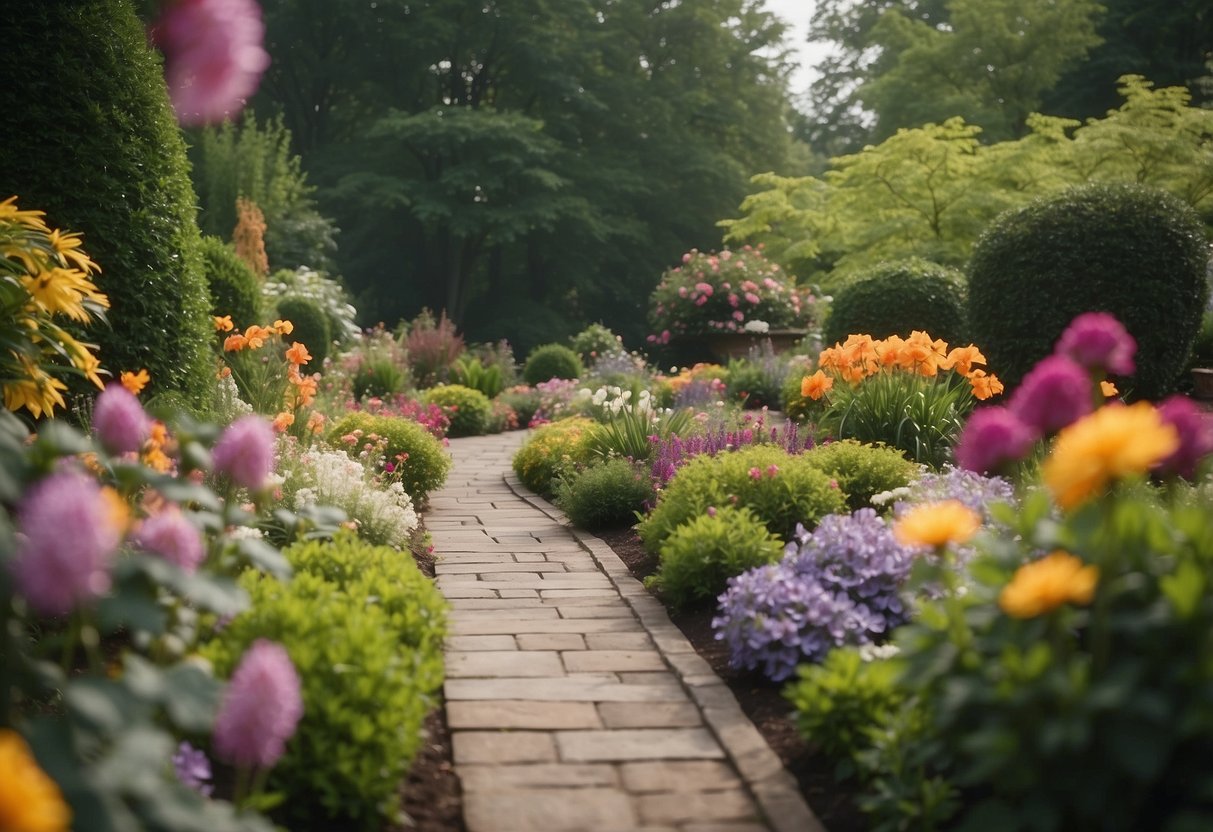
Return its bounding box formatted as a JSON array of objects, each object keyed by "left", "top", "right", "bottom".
[{"left": 426, "top": 433, "right": 824, "bottom": 832}]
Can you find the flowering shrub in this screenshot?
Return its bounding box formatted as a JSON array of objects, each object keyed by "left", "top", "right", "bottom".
[
  {"left": 800, "top": 440, "right": 920, "bottom": 511},
  {"left": 531, "top": 377, "right": 583, "bottom": 424},
  {"left": 343, "top": 324, "right": 410, "bottom": 400},
  {"left": 511, "top": 417, "right": 597, "bottom": 497},
  {"left": 405, "top": 308, "right": 464, "bottom": 387},
  {"left": 648, "top": 414, "right": 814, "bottom": 492},
  {"left": 498, "top": 384, "right": 542, "bottom": 426},
  {"left": 648, "top": 246, "right": 816, "bottom": 341},
  {"left": 347, "top": 393, "right": 449, "bottom": 440},
  {"left": 326, "top": 412, "right": 451, "bottom": 504},
  {"left": 422, "top": 383, "right": 492, "bottom": 437},
  {"left": 881, "top": 465, "right": 1016, "bottom": 525},
  {"left": 570, "top": 322, "right": 622, "bottom": 362}
]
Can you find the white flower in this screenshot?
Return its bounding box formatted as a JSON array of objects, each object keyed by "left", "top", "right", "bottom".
[
  {"left": 858, "top": 643, "right": 901, "bottom": 662},
  {"left": 743, "top": 319, "right": 770, "bottom": 333}
]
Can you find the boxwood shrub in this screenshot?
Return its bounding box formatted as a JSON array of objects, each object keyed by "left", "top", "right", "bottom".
[
  {"left": 421, "top": 383, "right": 492, "bottom": 437},
  {"left": 276, "top": 295, "right": 332, "bottom": 367},
  {"left": 327, "top": 412, "right": 451, "bottom": 504},
  {"left": 802, "top": 440, "right": 920, "bottom": 512},
  {"left": 200, "top": 235, "right": 261, "bottom": 330},
  {"left": 554, "top": 458, "right": 653, "bottom": 530},
  {"left": 523, "top": 343, "right": 583, "bottom": 385},
  {"left": 824, "top": 259, "right": 968, "bottom": 348}
]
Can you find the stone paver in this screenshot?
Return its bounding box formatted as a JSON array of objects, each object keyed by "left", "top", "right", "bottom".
[{"left": 428, "top": 433, "right": 822, "bottom": 832}]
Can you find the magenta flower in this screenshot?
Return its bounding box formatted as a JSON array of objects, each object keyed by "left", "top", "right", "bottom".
[
  {"left": 1055, "top": 312, "right": 1136, "bottom": 377},
  {"left": 1009, "top": 355, "right": 1092, "bottom": 435},
  {"left": 748, "top": 467, "right": 762, "bottom": 480},
  {"left": 1154, "top": 395, "right": 1213, "bottom": 479},
  {"left": 955, "top": 406, "right": 1038, "bottom": 474},
  {"left": 10, "top": 471, "right": 123, "bottom": 615},
  {"left": 92, "top": 383, "right": 152, "bottom": 455},
  {"left": 152, "top": 0, "right": 271, "bottom": 126},
  {"left": 134, "top": 510, "right": 206, "bottom": 574},
  {"left": 212, "top": 415, "right": 275, "bottom": 490},
  {"left": 213, "top": 639, "right": 303, "bottom": 769}
]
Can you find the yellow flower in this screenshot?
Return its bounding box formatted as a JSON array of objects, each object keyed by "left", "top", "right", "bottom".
[
  {"left": 120, "top": 369, "right": 150, "bottom": 396},
  {"left": 999, "top": 551, "right": 1099, "bottom": 618},
  {"left": 1100, "top": 380, "right": 1118, "bottom": 398},
  {"left": 800, "top": 369, "right": 833, "bottom": 400},
  {"left": 60, "top": 333, "right": 105, "bottom": 390},
  {"left": 213, "top": 315, "right": 234, "bottom": 333},
  {"left": 46, "top": 228, "right": 99, "bottom": 274},
  {"left": 0, "top": 196, "right": 51, "bottom": 232},
  {"left": 3, "top": 362, "right": 67, "bottom": 420},
  {"left": 894, "top": 500, "right": 982, "bottom": 549},
  {"left": 1042, "top": 402, "right": 1178, "bottom": 510},
  {"left": 21, "top": 267, "right": 104, "bottom": 323},
  {"left": 0, "top": 728, "right": 72, "bottom": 832}
]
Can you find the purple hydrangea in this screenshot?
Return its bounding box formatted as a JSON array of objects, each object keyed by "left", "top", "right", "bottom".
[
  {"left": 1154, "top": 395, "right": 1213, "bottom": 479},
  {"left": 712, "top": 509, "right": 915, "bottom": 681},
  {"left": 212, "top": 415, "right": 275, "bottom": 490},
  {"left": 955, "top": 406, "right": 1038, "bottom": 474},
  {"left": 92, "top": 383, "right": 152, "bottom": 454},
  {"left": 1055, "top": 312, "right": 1136, "bottom": 377},
  {"left": 1009, "top": 355, "right": 1092, "bottom": 435},
  {"left": 172, "top": 741, "right": 214, "bottom": 797},
  {"left": 133, "top": 510, "right": 206, "bottom": 574},
  {"left": 213, "top": 639, "right": 303, "bottom": 769}
]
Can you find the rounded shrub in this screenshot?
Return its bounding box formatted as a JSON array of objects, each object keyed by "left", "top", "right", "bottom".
[
  {"left": 824, "top": 259, "right": 967, "bottom": 348},
  {"left": 554, "top": 458, "right": 653, "bottom": 530},
  {"left": 499, "top": 386, "right": 542, "bottom": 427},
  {"left": 725, "top": 358, "right": 785, "bottom": 409},
  {"left": 327, "top": 412, "right": 451, "bottom": 503},
  {"left": 646, "top": 505, "right": 785, "bottom": 609},
  {"left": 637, "top": 445, "right": 847, "bottom": 553},
  {"left": 0, "top": 1, "right": 214, "bottom": 407},
  {"left": 200, "top": 235, "right": 261, "bottom": 330},
  {"left": 511, "top": 417, "right": 596, "bottom": 497},
  {"left": 523, "top": 343, "right": 583, "bottom": 385},
  {"left": 802, "top": 440, "right": 920, "bottom": 512},
  {"left": 276, "top": 295, "right": 332, "bottom": 367},
  {"left": 570, "top": 323, "right": 621, "bottom": 362},
  {"left": 968, "top": 183, "right": 1210, "bottom": 399},
  {"left": 421, "top": 383, "right": 492, "bottom": 437}
]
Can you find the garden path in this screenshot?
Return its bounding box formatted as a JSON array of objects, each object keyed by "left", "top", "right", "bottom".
[{"left": 426, "top": 433, "right": 825, "bottom": 832}]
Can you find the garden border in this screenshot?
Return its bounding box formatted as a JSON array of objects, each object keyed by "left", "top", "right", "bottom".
[{"left": 503, "top": 470, "right": 826, "bottom": 832}]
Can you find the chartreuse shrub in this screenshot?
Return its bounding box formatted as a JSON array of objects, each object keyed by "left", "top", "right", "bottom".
[
  {"left": 511, "top": 417, "right": 596, "bottom": 497},
  {"left": 554, "top": 458, "right": 653, "bottom": 530},
  {"left": 276, "top": 295, "right": 331, "bottom": 367},
  {"left": 200, "top": 235, "right": 261, "bottom": 330},
  {"left": 802, "top": 440, "right": 919, "bottom": 511},
  {"left": 647, "top": 506, "right": 784, "bottom": 609},
  {"left": 422, "top": 383, "right": 491, "bottom": 437},
  {"left": 523, "top": 343, "right": 583, "bottom": 385},
  {"left": 327, "top": 412, "right": 450, "bottom": 503},
  {"left": 824, "top": 259, "right": 967, "bottom": 348},
  {"left": 637, "top": 445, "right": 847, "bottom": 553},
  {"left": 0, "top": 0, "right": 214, "bottom": 407},
  {"left": 968, "top": 182, "right": 1210, "bottom": 399}
]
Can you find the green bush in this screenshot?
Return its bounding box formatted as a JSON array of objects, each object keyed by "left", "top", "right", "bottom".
[
  {"left": 637, "top": 445, "right": 847, "bottom": 553},
  {"left": 523, "top": 343, "right": 583, "bottom": 385},
  {"left": 555, "top": 458, "right": 653, "bottom": 530},
  {"left": 200, "top": 235, "right": 262, "bottom": 330},
  {"left": 725, "top": 357, "right": 786, "bottom": 409},
  {"left": 802, "top": 440, "right": 920, "bottom": 512},
  {"left": 512, "top": 417, "right": 597, "bottom": 496},
  {"left": 276, "top": 295, "right": 332, "bottom": 367},
  {"left": 421, "top": 384, "right": 492, "bottom": 437},
  {"left": 646, "top": 505, "right": 784, "bottom": 609},
  {"left": 352, "top": 357, "right": 408, "bottom": 400},
  {"left": 327, "top": 412, "right": 451, "bottom": 503},
  {"left": 450, "top": 355, "right": 504, "bottom": 399},
  {"left": 968, "top": 183, "right": 1210, "bottom": 399},
  {"left": 824, "top": 259, "right": 968, "bottom": 348},
  {"left": 499, "top": 386, "right": 542, "bottom": 426},
  {"left": 570, "top": 323, "right": 621, "bottom": 362},
  {"left": 0, "top": 0, "right": 214, "bottom": 407}
]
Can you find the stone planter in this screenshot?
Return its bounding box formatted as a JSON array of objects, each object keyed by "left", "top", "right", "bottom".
[
  {"left": 697, "top": 329, "right": 809, "bottom": 363},
  {"left": 1192, "top": 367, "right": 1213, "bottom": 401}
]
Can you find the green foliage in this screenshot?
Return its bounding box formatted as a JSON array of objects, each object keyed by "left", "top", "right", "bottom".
[
  {"left": 646, "top": 505, "right": 785, "bottom": 609},
  {"left": 968, "top": 182, "right": 1210, "bottom": 398},
  {"left": 263, "top": 267, "right": 359, "bottom": 344},
  {"left": 570, "top": 323, "right": 622, "bottom": 362},
  {"left": 554, "top": 458, "right": 653, "bottom": 530},
  {"left": 327, "top": 412, "right": 451, "bottom": 502},
  {"left": 499, "top": 386, "right": 543, "bottom": 427},
  {"left": 0, "top": 0, "right": 214, "bottom": 407},
  {"left": 1191, "top": 312, "right": 1213, "bottom": 366},
  {"left": 802, "top": 440, "right": 920, "bottom": 511},
  {"left": 450, "top": 355, "right": 504, "bottom": 398},
  {"left": 781, "top": 370, "right": 819, "bottom": 424},
  {"left": 421, "top": 383, "right": 492, "bottom": 437},
  {"left": 637, "top": 445, "right": 847, "bottom": 553},
  {"left": 276, "top": 295, "right": 332, "bottom": 367},
  {"left": 523, "top": 343, "right": 583, "bottom": 385},
  {"left": 200, "top": 235, "right": 262, "bottom": 330},
  {"left": 352, "top": 358, "right": 408, "bottom": 400},
  {"left": 824, "top": 260, "right": 967, "bottom": 347},
  {"left": 511, "top": 417, "right": 597, "bottom": 497},
  {"left": 579, "top": 387, "right": 694, "bottom": 462},
  {"left": 725, "top": 356, "right": 788, "bottom": 410}
]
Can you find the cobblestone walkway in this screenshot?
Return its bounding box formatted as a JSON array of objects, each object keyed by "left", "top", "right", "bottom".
[{"left": 426, "top": 433, "right": 824, "bottom": 832}]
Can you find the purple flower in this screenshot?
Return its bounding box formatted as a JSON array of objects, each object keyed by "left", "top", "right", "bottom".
[
  {"left": 1154, "top": 395, "right": 1213, "bottom": 479},
  {"left": 92, "top": 384, "right": 152, "bottom": 454},
  {"left": 955, "top": 406, "right": 1038, "bottom": 474},
  {"left": 896, "top": 465, "right": 1016, "bottom": 524},
  {"left": 10, "top": 471, "right": 123, "bottom": 616},
  {"left": 212, "top": 415, "right": 275, "bottom": 490},
  {"left": 1055, "top": 312, "right": 1136, "bottom": 377},
  {"left": 213, "top": 639, "right": 303, "bottom": 769},
  {"left": 172, "top": 741, "right": 214, "bottom": 797},
  {"left": 134, "top": 510, "right": 206, "bottom": 574},
  {"left": 1009, "top": 355, "right": 1092, "bottom": 435}
]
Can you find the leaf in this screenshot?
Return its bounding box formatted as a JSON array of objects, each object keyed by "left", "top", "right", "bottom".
[
  {"left": 1160, "top": 559, "right": 1205, "bottom": 619},
  {"left": 162, "top": 662, "right": 223, "bottom": 733}
]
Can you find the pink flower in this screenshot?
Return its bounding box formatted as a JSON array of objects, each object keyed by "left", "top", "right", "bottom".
[
  {"left": 765, "top": 465, "right": 780, "bottom": 478},
  {"left": 152, "top": 0, "right": 271, "bottom": 126},
  {"left": 661, "top": 330, "right": 671, "bottom": 344},
  {"left": 744, "top": 292, "right": 760, "bottom": 305},
  {"left": 706, "top": 506, "right": 717, "bottom": 517},
  {"left": 695, "top": 295, "right": 708, "bottom": 306},
  {"left": 956, "top": 406, "right": 1038, "bottom": 474},
  {"left": 212, "top": 415, "right": 275, "bottom": 490},
  {"left": 213, "top": 639, "right": 303, "bottom": 769},
  {"left": 1055, "top": 312, "right": 1136, "bottom": 377},
  {"left": 92, "top": 383, "right": 152, "bottom": 454},
  {"left": 728, "top": 293, "right": 739, "bottom": 308},
  {"left": 748, "top": 467, "right": 762, "bottom": 480},
  {"left": 1154, "top": 395, "right": 1213, "bottom": 479},
  {"left": 732, "top": 310, "right": 744, "bottom": 322},
  {"left": 682, "top": 252, "right": 692, "bottom": 264},
  {"left": 741, "top": 280, "right": 758, "bottom": 293},
  {"left": 695, "top": 282, "right": 713, "bottom": 296},
  {"left": 134, "top": 510, "right": 205, "bottom": 574},
  {"left": 10, "top": 471, "right": 123, "bottom": 615},
  {"left": 763, "top": 277, "right": 779, "bottom": 290},
  {"left": 678, "top": 286, "right": 688, "bottom": 298},
  {"left": 1009, "top": 355, "right": 1092, "bottom": 435}
]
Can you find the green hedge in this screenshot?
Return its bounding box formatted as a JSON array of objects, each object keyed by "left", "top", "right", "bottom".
[
  {"left": 200, "top": 235, "right": 261, "bottom": 330},
  {"left": 824, "top": 259, "right": 967, "bottom": 347}
]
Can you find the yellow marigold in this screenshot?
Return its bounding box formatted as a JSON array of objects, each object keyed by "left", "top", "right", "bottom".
[
  {"left": 120, "top": 369, "right": 150, "bottom": 395},
  {"left": 1042, "top": 402, "right": 1178, "bottom": 510},
  {"left": 968, "top": 370, "right": 1004, "bottom": 401},
  {"left": 213, "top": 315, "right": 234, "bottom": 332},
  {"left": 0, "top": 728, "right": 72, "bottom": 832},
  {"left": 284, "top": 341, "right": 312, "bottom": 366},
  {"left": 1100, "top": 380, "right": 1118, "bottom": 398},
  {"left": 223, "top": 333, "right": 248, "bottom": 352},
  {"left": 894, "top": 500, "right": 982, "bottom": 549},
  {"left": 801, "top": 369, "right": 833, "bottom": 400},
  {"left": 3, "top": 362, "right": 68, "bottom": 420},
  {"left": 999, "top": 551, "right": 1099, "bottom": 618},
  {"left": 272, "top": 319, "right": 294, "bottom": 335}
]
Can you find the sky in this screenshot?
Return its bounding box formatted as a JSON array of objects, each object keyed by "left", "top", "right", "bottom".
[{"left": 762, "top": 0, "right": 831, "bottom": 96}]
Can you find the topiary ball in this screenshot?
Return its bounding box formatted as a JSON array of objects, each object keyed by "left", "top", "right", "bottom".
[
  {"left": 523, "top": 343, "right": 583, "bottom": 385},
  {"left": 421, "top": 384, "right": 492, "bottom": 437},
  {"left": 968, "top": 183, "right": 1210, "bottom": 399},
  {"left": 824, "top": 259, "right": 967, "bottom": 347},
  {"left": 200, "top": 235, "right": 261, "bottom": 330},
  {"left": 276, "top": 295, "right": 332, "bottom": 367}
]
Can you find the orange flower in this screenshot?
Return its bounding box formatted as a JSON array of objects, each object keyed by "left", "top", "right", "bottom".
[
  {"left": 284, "top": 341, "right": 312, "bottom": 366},
  {"left": 142, "top": 421, "right": 173, "bottom": 473},
  {"left": 223, "top": 333, "right": 247, "bottom": 352},
  {"left": 272, "top": 412, "right": 295, "bottom": 433},
  {"left": 0, "top": 728, "right": 72, "bottom": 832},
  {"left": 306, "top": 411, "right": 326, "bottom": 434},
  {"left": 874, "top": 334, "right": 906, "bottom": 368},
  {"left": 212, "top": 315, "right": 234, "bottom": 332},
  {"left": 817, "top": 345, "right": 844, "bottom": 372},
  {"left": 217, "top": 366, "right": 232, "bottom": 379},
  {"left": 291, "top": 374, "right": 318, "bottom": 407},
  {"left": 801, "top": 370, "right": 834, "bottom": 400},
  {"left": 894, "top": 500, "right": 982, "bottom": 549},
  {"left": 969, "top": 370, "right": 1004, "bottom": 401},
  {"left": 242, "top": 325, "right": 269, "bottom": 350},
  {"left": 999, "top": 551, "right": 1099, "bottom": 618},
  {"left": 1101, "top": 380, "right": 1118, "bottom": 398},
  {"left": 120, "top": 369, "right": 150, "bottom": 395},
  {"left": 941, "top": 344, "right": 987, "bottom": 377},
  {"left": 272, "top": 319, "right": 294, "bottom": 335}
]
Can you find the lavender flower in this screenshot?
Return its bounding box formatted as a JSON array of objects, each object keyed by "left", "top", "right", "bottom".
[
  {"left": 213, "top": 639, "right": 303, "bottom": 769},
  {"left": 648, "top": 418, "right": 812, "bottom": 491},
  {"left": 894, "top": 465, "right": 1016, "bottom": 525},
  {"left": 133, "top": 510, "right": 206, "bottom": 574},
  {"left": 172, "top": 741, "right": 214, "bottom": 797},
  {"left": 212, "top": 415, "right": 275, "bottom": 490},
  {"left": 955, "top": 406, "right": 1037, "bottom": 474},
  {"left": 1055, "top": 312, "right": 1136, "bottom": 377},
  {"left": 1009, "top": 355, "right": 1092, "bottom": 435},
  {"left": 92, "top": 383, "right": 152, "bottom": 454},
  {"left": 10, "top": 471, "right": 123, "bottom": 616},
  {"left": 1154, "top": 395, "right": 1213, "bottom": 479}
]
